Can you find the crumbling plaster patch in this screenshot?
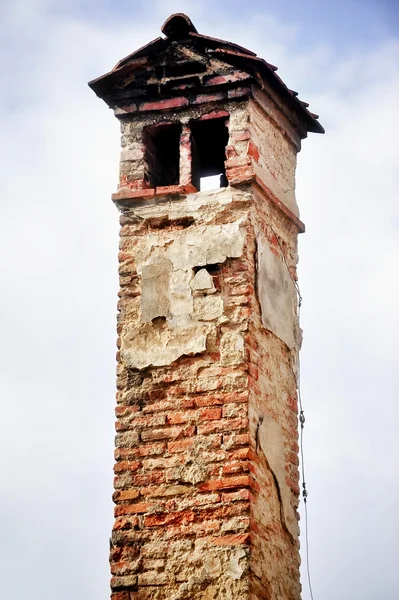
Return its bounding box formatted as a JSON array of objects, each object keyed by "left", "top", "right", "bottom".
[
  {"left": 121, "top": 219, "right": 245, "bottom": 370},
  {"left": 140, "top": 256, "right": 173, "bottom": 321},
  {"left": 168, "top": 547, "right": 249, "bottom": 600},
  {"left": 257, "top": 414, "right": 299, "bottom": 540},
  {"left": 256, "top": 232, "right": 297, "bottom": 349}
]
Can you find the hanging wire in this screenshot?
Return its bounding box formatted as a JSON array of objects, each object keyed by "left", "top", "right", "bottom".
[
  {"left": 297, "top": 299, "right": 314, "bottom": 600},
  {"left": 263, "top": 219, "right": 314, "bottom": 600}
]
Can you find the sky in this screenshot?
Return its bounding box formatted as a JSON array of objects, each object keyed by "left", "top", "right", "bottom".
[{"left": 0, "top": 0, "right": 398, "bottom": 598}]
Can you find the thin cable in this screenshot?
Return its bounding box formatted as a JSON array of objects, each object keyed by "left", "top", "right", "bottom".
[
  {"left": 303, "top": 496, "right": 314, "bottom": 600},
  {"left": 298, "top": 322, "right": 314, "bottom": 600},
  {"left": 263, "top": 220, "right": 314, "bottom": 600}
]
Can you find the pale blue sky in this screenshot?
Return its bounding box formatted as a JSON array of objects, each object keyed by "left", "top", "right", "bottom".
[
  {"left": 0, "top": 1, "right": 398, "bottom": 599},
  {"left": 40, "top": 0, "right": 399, "bottom": 46}
]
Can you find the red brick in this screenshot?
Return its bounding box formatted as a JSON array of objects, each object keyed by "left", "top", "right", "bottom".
[
  {"left": 144, "top": 510, "right": 195, "bottom": 527},
  {"left": 139, "top": 485, "right": 166, "bottom": 497},
  {"left": 248, "top": 140, "right": 260, "bottom": 162},
  {"left": 200, "top": 407, "right": 222, "bottom": 421},
  {"left": 113, "top": 516, "right": 139, "bottom": 530},
  {"left": 290, "top": 441, "right": 300, "bottom": 454},
  {"left": 207, "top": 72, "right": 250, "bottom": 86},
  {"left": 139, "top": 97, "right": 189, "bottom": 111},
  {"left": 285, "top": 476, "right": 300, "bottom": 495},
  {"left": 110, "top": 545, "right": 139, "bottom": 563},
  {"left": 111, "top": 592, "right": 130, "bottom": 600},
  {"left": 248, "top": 364, "right": 259, "bottom": 380},
  {"left": 113, "top": 460, "right": 141, "bottom": 473},
  {"left": 113, "top": 489, "right": 140, "bottom": 502},
  {"left": 197, "top": 418, "right": 248, "bottom": 435},
  {"left": 286, "top": 451, "right": 299, "bottom": 466},
  {"left": 166, "top": 410, "right": 196, "bottom": 425},
  {"left": 199, "top": 502, "right": 249, "bottom": 520},
  {"left": 198, "top": 475, "right": 251, "bottom": 491},
  {"left": 114, "top": 443, "right": 165, "bottom": 460},
  {"left": 287, "top": 396, "right": 298, "bottom": 412},
  {"left": 114, "top": 502, "right": 160, "bottom": 516},
  {"left": 222, "top": 391, "right": 249, "bottom": 404},
  {"left": 244, "top": 333, "right": 259, "bottom": 351},
  {"left": 112, "top": 189, "right": 155, "bottom": 202},
  {"left": 222, "top": 489, "right": 251, "bottom": 503},
  {"left": 231, "top": 129, "right": 251, "bottom": 142},
  {"left": 226, "top": 165, "right": 254, "bottom": 185},
  {"left": 211, "top": 533, "right": 250, "bottom": 545},
  {"left": 143, "top": 400, "right": 175, "bottom": 413},
  {"left": 110, "top": 560, "right": 132, "bottom": 576},
  {"left": 197, "top": 109, "right": 229, "bottom": 121},
  {"left": 204, "top": 74, "right": 229, "bottom": 86},
  {"left": 117, "top": 414, "right": 166, "bottom": 430},
  {"left": 223, "top": 432, "right": 250, "bottom": 447},
  {"left": 155, "top": 184, "right": 197, "bottom": 196},
  {"left": 119, "top": 177, "right": 147, "bottom": 191},
  {"left": 191, "top": 93, "right": 225, "bottom": 105},
  {"left": 132, "top": 472, "right": 165, "bottom": 486},
  {"left": 115, "top": 405, "right": 140, "bottom": 417},
  {"left": 141, "top": 425, "right": 195, "bottom": 442},
  {"left": 222, "top": 460, "right": 249, "bottom": 475},
  {"left": 194, "top": 395, "right": 224, "bottom": 408},
  {"left": 227, "top": 448, "right": 248, "bottom": 461},
  {"left": 167, "top": 439, "right": 194, "bottom": 454}
]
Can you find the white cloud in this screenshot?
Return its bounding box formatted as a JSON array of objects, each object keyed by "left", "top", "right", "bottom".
[{"left": 0, "top": 1, "right": 398, "bottom": 599}]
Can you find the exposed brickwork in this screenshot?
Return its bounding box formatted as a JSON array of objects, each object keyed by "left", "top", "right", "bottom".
[
  {"left": 110, "top": 166, "right": 302, "bottom": 598},
  {"left": 247, "top": 190, "right": 302, "bottom": 600},
  {"left": 89, "top": 13, "right": 323, "bottom": 600},
  {"left": 114, "top": 193, "right": 248, "bottom": 597}
]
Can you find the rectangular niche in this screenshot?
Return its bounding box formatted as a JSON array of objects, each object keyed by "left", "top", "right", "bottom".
[
  {"left": 190, "top": 117, "right": 229, "bottom": 191},
  {"left": 143, "top": 122, "right": 182, "bottom": 187}
]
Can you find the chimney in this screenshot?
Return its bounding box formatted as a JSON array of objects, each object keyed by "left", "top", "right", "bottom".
[{"left": 89, "top": 13, "right": 323, "bottom": 600}]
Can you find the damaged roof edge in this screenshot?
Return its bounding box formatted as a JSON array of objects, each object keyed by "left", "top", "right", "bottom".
[{"left": 88, "top": 13, "right": 324, "bottom": 134}]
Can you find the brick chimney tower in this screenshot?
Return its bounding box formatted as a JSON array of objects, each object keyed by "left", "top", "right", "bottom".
[{"left": 89, "top": 13, "right": 323, "bottom": 600}]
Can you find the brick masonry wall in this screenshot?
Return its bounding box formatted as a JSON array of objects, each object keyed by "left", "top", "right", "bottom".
[
  {"left": 116, "top": 100, "right": 250, "bottom": 197},
  {"left": 248, "top": 93, "right": 300, "bottom": 217},
  {"left": 247, "top": 186, "right": 301, "bottom": 600},
  {"left": 110, "top": 100, "right": 302, "bottom": 600},
  {"left": 113, "top": 187, "right": 253, "bottom": 600}
]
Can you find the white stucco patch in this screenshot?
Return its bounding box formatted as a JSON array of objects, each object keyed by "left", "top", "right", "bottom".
[
  {"left": 121, "top": 220, "right": 245, "bottom": 369},
  {"left": 257, "top": 235, "right": 297, "bottom": 349},
  {"left": 258, "top": 415, "right": 299, "bottom": 540}
]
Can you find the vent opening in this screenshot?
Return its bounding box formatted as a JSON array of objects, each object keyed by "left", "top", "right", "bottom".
[
  {"left": 143, "top": 123, "right": 182, "bottom": 187},
  {"left": 190, "top": 117, "right": 229, "bottom": 191}
]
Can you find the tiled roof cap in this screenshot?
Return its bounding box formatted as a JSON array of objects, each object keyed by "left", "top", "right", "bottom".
[
  {"left": 161, "top": 13, "right": 198, "bottom": 37},
  {"left": 88, "top": 14, "right": 324, "bottom": 135}
]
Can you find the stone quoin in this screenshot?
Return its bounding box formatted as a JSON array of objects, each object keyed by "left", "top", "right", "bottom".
[{"left": 89, "top": 12, "right": 323, "bottom": 600}]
